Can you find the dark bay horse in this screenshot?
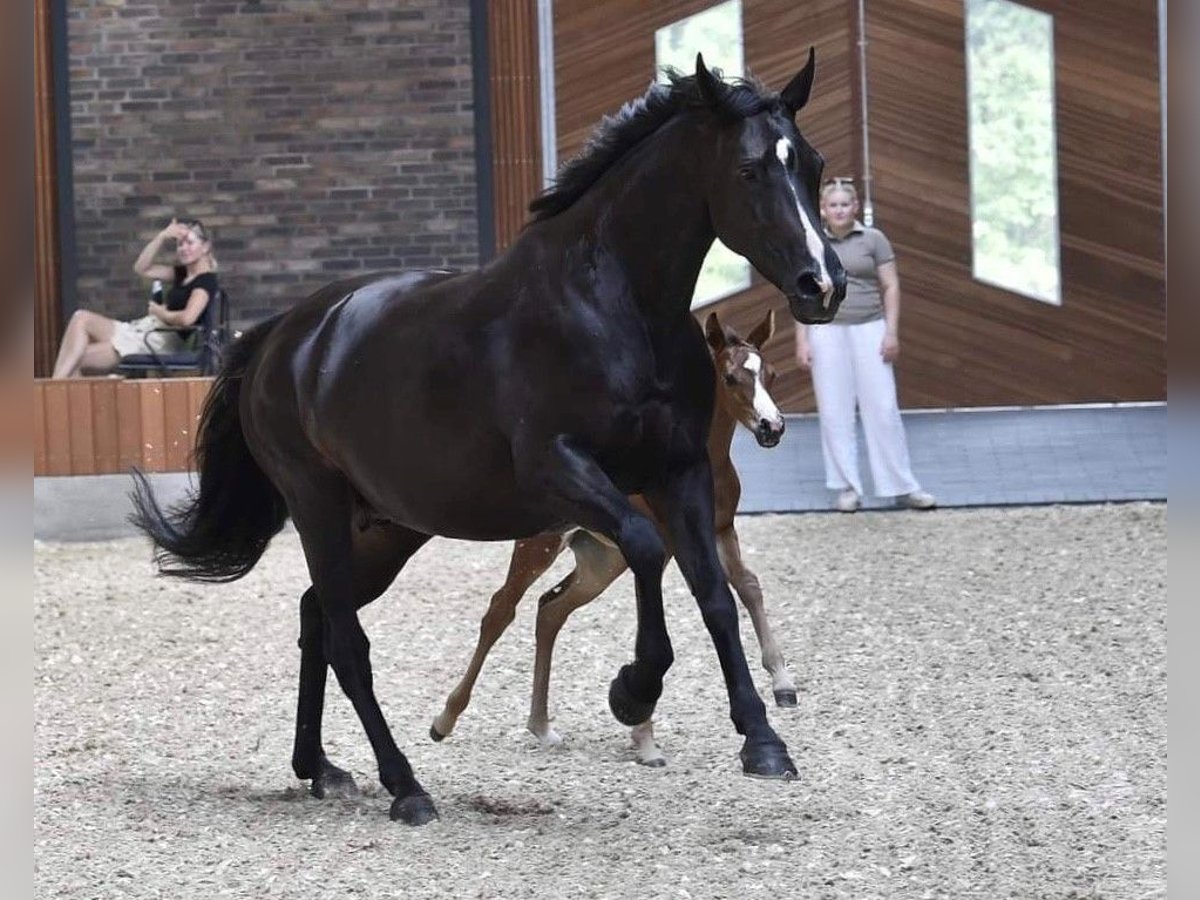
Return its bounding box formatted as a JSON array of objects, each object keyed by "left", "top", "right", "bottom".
[
  {"left": 431, "top": 310, "right": 799, "bottom": 766},
  {"left": 132, "top": 53, "right": 846, "bottom": 825}
]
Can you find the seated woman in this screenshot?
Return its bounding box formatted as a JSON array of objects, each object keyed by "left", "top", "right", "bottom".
[{"left": 51, "top": 218, "right": 219, "bottom": 378}]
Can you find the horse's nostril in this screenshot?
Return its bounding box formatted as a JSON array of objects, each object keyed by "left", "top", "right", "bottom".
[{"left": 796, "top": 272, "right": 822, "bottom": 299}]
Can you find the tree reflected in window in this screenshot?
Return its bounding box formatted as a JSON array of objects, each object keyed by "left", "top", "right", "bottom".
[
  {"left": 967, "top": 0, "right": 1061, "bottom": 305},
  {"left": 656, "top": 0, "right": 751, "bottom": 309}
]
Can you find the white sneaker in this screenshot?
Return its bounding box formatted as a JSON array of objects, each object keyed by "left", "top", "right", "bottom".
[
  {"left": 899, "top": 490, "right": 936, "bottom": 510},
  {"left": 835, "top": 489, "right": 860, "bottom": 513}
]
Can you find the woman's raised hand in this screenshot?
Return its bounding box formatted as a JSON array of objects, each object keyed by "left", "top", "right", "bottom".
[{"left": 160, "top": 218, "right": 190, "bottom": 242}]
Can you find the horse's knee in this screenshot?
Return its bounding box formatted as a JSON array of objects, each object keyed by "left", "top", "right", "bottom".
[{"left": 619, "top": 517, "right": 665, "bottom": 578}]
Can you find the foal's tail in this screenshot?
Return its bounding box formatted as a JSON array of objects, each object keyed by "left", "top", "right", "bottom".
[{"left": 130, "top": 316, "right": 290, "bottom": 583}]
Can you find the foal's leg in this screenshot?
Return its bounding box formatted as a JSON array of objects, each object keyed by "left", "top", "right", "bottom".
[
  {"left": 715, "top": 526, "right": 798, "bottom": 707},
  {"left": 526, "top": 531, "right": 629, "bottom": 746},
  {"left": 522, "top": 438, "right": 672, "bottom": 729},
  {"left": 289, "top": 487, "right": 437, "bottom": 824},
  {"left": 647, "top": 460, "right": 795, "bottom": 778},
  {"left": 430, "top": 532, "right": 567, "bottom": 741},
  {"left": 292, "top": 522, "right": 430, "bottom": 800}
]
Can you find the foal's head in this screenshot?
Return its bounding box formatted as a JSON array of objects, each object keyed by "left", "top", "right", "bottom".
[
  {"left": 705, "top": 309, "right": 785, "bottom": 448},
  {"left": 691, "top": 51, "right": 847, "bottom": 325}
]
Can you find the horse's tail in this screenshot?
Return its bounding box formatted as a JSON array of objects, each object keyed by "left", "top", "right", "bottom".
[{"left": 129, "top": 315, "right": 290, "bottom": 583}]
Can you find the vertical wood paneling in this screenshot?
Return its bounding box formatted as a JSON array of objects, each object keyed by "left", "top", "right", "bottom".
[
  {"left": 866, "top": 0, "right": 1163, "bottom": 406},
  {"left": 66, "top": 381, "right": 96, "bottom": 476},
  {"left": 488, "top": 0, "right": 542, "bottom": 251},
  {"left": 33, "top": 384, "right": 48, "bottom": 474},
  {"left": 91, "top": 379, "right": 120, "bottom": 474},
  {"left": 42, "top": 382, "right": 72, "bottom": 476},
  {"left": 116, "top": 381, "right": 143, "bottom": 473},
  {"left": 34, "top": 0, "right": 62, "bottom": 379},
  {"left": 34, "top": 378, "right": 216, "bottom": 476},
  {"left": 138, "top": 382, "right": 168, "bottom": 472},
  {"left": 162, "top": 380, "right": 193, "bottom": 471}
]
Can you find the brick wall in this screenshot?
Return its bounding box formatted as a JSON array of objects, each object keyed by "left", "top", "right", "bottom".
[{"left": 66, "top": 0, "right": 479, "bottom": 324}]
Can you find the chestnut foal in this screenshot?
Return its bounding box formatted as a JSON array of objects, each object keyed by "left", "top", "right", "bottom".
[{"left": 431, "top": 309, "right": 799, "bottom": 765}]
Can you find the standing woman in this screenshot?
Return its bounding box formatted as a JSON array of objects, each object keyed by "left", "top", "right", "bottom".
[
  {"left": 794, "top": 179, "right": 935, "bottom": 512},
  {"left": 51, "top": 218, "right": 219, "bottom": 378}
]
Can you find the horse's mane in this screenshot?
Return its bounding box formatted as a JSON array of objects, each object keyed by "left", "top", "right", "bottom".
[{"left": 528, "top": 68, "right": 779, "bottom": 223}]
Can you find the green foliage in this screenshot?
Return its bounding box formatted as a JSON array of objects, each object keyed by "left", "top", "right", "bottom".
[{"left": 967, "top": 0, "right": 1061, "bottom": 303}]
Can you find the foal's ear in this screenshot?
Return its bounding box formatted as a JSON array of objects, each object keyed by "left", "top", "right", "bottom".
[
  {"left": 746, "top": 308, "right": 775, "bottom": 349},
  {"left": 780, "top": 47, "right": 816, "bottom": 116},
  {"left": 695, "top": 53, "right": 723, "bottom": 106},
  {"left": 704, "top": 311, "right": 727, "bottom": 352}
]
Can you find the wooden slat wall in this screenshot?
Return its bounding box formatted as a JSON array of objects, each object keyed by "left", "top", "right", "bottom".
[
  {"left": 488, "top": 0, "right": 543, "bottom": 252},
  {"left": 33, "top": 378, "right": 212, "bottom": 476},
  {"left": 867, "top": 0, "right": 1164, "bottom": 407},
  {"left": 552, "top": 0, "right": 857, "bottom": 413},
  {"left": 34, "top": 0, "right": 63, "bottom": 378}
]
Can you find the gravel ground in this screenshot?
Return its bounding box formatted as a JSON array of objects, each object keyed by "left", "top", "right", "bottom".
[{"left": 35, "top": 503, "right": 1165, "bottom": 899}]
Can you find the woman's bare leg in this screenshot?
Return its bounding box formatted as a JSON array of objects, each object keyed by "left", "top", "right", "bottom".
[
  {"left": 79, "top": 342, "right": 120, "bottom": 375},
  {"left": 52, "top": 310, "right": 118, "bottom": 378}
]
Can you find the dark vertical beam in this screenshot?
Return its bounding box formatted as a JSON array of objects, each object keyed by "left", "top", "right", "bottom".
[
  {"left": 51, "top": 0, "right": 77, "bottom": 321},
  {"left": 470, "top": 0, "right": 496, "bottom": 264}
]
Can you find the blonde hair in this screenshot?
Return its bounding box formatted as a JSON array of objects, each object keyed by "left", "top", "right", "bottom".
[{"left": 820, "top": 177, "right": 858, "bottom": 204}]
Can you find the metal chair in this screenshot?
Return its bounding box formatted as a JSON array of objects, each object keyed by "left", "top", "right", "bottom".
[{"left": 116, "top": 287, "right": 230, "bottom": 378}]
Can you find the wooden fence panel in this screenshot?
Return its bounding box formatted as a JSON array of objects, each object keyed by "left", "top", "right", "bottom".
[{"left": 33, "top": 378, "right": 214, "bottom": 476}]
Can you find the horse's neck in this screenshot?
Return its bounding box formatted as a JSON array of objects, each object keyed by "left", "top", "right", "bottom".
[
  {"left": 561, "top": 129, "right": 714, "bottom": 319},
  {"left": 707, "top": 391, "right": 739, "bottom": 467}
]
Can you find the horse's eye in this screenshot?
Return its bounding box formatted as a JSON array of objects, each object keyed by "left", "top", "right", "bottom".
[
  {"left": 739, "top": 166, "right": 757, "bottom": 182},
  {"left": 724, "top": 373, "right": 738, "bottom": 386}
]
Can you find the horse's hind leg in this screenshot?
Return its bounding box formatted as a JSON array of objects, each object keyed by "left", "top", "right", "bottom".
[
  {"left": 293, "top": 586, "right": 357, "bottom": 798},
  {"left": 715, "top": 525, "right": 798, "bottom": 707},
  {"left": 289, "top": 486, "right": 437, "bottom": 824},
  {"left": 430, "top": 532, "right": 567, "bottom": 741},
  {"left": 527, "top": 532, "right": 628, "bottom": 746},
  {"left": 292, "top": 522, "right": 431, "bottom": 800}
]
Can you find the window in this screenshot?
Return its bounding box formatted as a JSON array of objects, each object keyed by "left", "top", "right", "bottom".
[
  {"left": 655, "top": 0, "right": 751, "bottom": 309},
  {"left": 966, "top": 0, "right": 1061, "bottom": 305}
]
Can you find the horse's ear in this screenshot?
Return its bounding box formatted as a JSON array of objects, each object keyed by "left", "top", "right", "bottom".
[
  {"left": 780, "top": 47, "right": 816, "bottom": 116},
  {"left": 747, "top": 308, "right": 775, "bottom": 349},
  {"left": 695, "top": 53, "right": 722, "bottom": 106},
  {"left": 704, "top": 311, "right": 727, "bottom": 352}
]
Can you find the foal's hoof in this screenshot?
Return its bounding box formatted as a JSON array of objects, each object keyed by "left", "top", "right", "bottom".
[
  {"left": 429, "top": 724, "right": 447, "bottom": 743},
  {"left": 608, "top": 671, "right": 656, "bottom": 727},
  {"left": 390, "top": 792, "right": 440, "bottom": 826},
  {"left": 310, "top": 761, "right": 359, "bottom": 800},
  {"left": 773, "top": 689, "right": 799, "bottom": 708},
  {"left": 740, "top": 739, "right": 798, "bottom": 780}
]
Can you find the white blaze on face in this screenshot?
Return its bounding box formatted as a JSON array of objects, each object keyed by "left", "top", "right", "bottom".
[
  {"left": 743, "top": 353, "right": 783, "bottom": 428},
  {"left": 775, "top": 137, "right": 833, "bottom": 304}
]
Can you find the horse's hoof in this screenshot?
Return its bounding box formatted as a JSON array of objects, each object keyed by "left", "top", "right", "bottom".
[
  {"left": 608, "top": 671, "right": 656, "bottom": 727},
  {"left": 773, "top": 689, "right": 799, "bottom": 708},
  {"left": 740, "top": 739, "right": 798, "bottom": 780},
  {"left": 429, "top": 724, "right": 447, "bottom": 743},
  {"left": 637, "top": 755, "right": 668, "bottom": 768},
  {"left": 310, "top": 762, "right": 358, "bottom": 800},
  {"left": 390, "top": 792, "right": 440, "bottom": 826}
]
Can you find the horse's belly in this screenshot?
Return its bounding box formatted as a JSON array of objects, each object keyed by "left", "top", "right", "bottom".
[{"left": 342, "top": 440, "right": 559, "bottom": 541}]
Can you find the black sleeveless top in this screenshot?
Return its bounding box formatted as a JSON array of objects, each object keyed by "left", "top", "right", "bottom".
[{"left": 168, "top": 266, "right": 219, "bottom": 312}]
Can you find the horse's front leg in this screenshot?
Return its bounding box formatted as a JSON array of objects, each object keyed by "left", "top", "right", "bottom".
[
  {"left": 522, "top": 437, "right": 673, "bottom": 729},
  {"left": 647, "top": 460, "right": 796, "bottom": 779}
]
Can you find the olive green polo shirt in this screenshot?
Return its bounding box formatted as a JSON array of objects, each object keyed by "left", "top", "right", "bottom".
[{"left": 825, "top": 221, "right": 895, "bottom": 325}]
